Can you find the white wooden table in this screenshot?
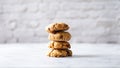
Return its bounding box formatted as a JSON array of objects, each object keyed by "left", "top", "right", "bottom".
[{"left": 0, "top": 43, "right": 120, "bottom": 68}]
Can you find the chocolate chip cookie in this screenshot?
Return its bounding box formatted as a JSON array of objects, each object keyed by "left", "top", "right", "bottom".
[
  {"left": 47, "top": 49, "right": 72, "bottom": 57},
  {"left": 45, "top": 23, "right": 69, "bottom": 33},
  {"left": 48, "top": 41, "right": 71, "bottom": 49},
  {"left": 48, "top": 32, "right": 71, "bottom": 41}
]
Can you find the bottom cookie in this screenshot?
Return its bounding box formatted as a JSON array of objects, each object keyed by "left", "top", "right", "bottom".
[{"left": 47, "top": 49, "right": 72, "bottom": 57}]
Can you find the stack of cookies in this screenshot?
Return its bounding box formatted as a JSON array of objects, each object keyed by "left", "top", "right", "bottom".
[{"left": 45, "top": 23, "right": 72, "bottom": 57}]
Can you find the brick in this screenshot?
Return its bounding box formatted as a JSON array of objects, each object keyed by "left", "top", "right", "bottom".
[
  {"left": 96, "top": 35, "right": 119, "bottom": 43},
  {"left": 96, "top": 19, "right": 116, "bottom": 28},
  {"left": 34, "top": 31, "right": 47, "bottom": 37},
  {"left": 19, "top": 12, "right": 43, "bottom": 20},
  {"left": 25, "top": 20, "right": 40, "bottom": 28},
  {"left": 81, "top": 2, "right": 105, "bottom": 11},
  {"left": 3, "top": 4, "right": 26, "bottom": 13},
  {"left": 73, "top": 36, "right": 97, "bottom": 43},
  {"left": 60, "top": 2, "right": 82, "bottom": 10},
  {"left": 18, "top": 36, "right": 41, "bottom": 43},
  {"left": 1, "top": 13, "right": 20, "bottom": 21},
  {"left": 21, "top": 0, "right": 42, "bottom": 4},
  {"left": 0, "top": 29, "right": 12, "bottom": 43},
  {"left": 0, "top": 5, "right": 3, "bottom": 14},
  {"left": 3, "top": 20, "right": 17, "bottom": 31},
  {"left": 6, "top": 38, "right": 17, "bottom": 43},
  {"left": 24, "top": 3, "right": 38, "bottom": 13},
  {"left": 38, "top": 3, "right": 50, "bottom": 12},
  {"left": 56, "top": 11, "right": 88, "bottom": 19},
  {"left": 0, "top": 0, "right": 22, "bottom": 4},
  {"left": 103, "top": 1, "right": 120, "bottom": 10},
  {"left": 49, "top": 2, "right": 60, "bottom": 11},
  {"left": 13, "top": 28, "right": 34, "bottom": 38},
  {"left": 86, "top": 11, "right": 102, "bottom": 19},
  {"left": 43, "top": 0, "right": 61, "bottom": 3},
  {"left": 39, "top": 37, "right": 48, "bottom": 42},
  {"left": 60, "top": 2, "right": 105, "bottom": 11}
]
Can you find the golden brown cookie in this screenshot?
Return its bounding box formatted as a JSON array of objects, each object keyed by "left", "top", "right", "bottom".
[
  {"left": 47, "top": 49, "right": 72, "bottom": 57},
  {"left": 48, "top": 32, "right": 71, "bottom": 41},
  {"left": 45, "top": 23, "right": 69, "bottom": 33},
  {"left": 48, "top": 41, "right": 71, "bottom": 49}
]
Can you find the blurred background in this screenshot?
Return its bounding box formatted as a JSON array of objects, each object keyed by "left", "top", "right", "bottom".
[{"left": 0, "top": 0, "right": 120, "bottom": 43}]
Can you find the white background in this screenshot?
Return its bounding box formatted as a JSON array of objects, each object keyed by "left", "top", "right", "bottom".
[{"left": 0, "top": 0, "right": 120, "bottom": 43}]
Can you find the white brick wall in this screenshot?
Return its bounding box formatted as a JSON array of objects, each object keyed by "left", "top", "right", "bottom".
[{"left": 0, "top": 0, "right": 120, "bottom": 43}]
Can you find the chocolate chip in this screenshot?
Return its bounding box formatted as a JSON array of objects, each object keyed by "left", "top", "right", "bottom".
[
  {"left": 48, "top": 28, "right": 50, "bottom": 30},
  {"left": 60, "top": 35, "right": 63, "bottom": 39},
  {"left": 64, "top": 24, "right": 68, "bottom": 27}
]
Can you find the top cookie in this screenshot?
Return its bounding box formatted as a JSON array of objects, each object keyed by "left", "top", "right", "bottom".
[{"left": 45, "top": 23, "right": 69, "bottom": 33}]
